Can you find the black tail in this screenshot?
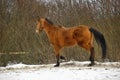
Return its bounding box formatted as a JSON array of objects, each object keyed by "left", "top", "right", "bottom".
[{"left": 89, "top": 28, "right": 106, "bottom": 59}]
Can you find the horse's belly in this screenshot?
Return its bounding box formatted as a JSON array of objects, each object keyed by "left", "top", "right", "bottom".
[{"left": 64, "top": 38, "right": 77, "bottom": 46}]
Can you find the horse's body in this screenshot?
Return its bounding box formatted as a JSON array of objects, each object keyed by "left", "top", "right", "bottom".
[{"left": 36, "top": 18, "right": 106, "bottom": 67}]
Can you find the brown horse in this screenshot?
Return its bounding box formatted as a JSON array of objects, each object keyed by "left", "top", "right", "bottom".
[{"left": 36, "top": 18, "right": 106, "bottom": 67}]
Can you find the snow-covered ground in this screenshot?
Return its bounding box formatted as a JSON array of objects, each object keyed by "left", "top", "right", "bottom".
[{"left": 0, "top": 61, "right": 120, "bottom": 80}]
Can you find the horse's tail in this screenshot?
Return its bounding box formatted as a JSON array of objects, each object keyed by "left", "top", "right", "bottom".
[{"left": 89, "top": 27, "right": 106, "bottom": 59}]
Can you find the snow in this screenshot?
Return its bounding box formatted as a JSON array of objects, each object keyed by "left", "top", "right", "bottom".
[{"left": 0, "top": 61, "right": 120, "bottom": 80}]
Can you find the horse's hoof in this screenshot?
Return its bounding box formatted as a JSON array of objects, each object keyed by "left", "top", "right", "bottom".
[
  {"left": 60, "top": 56, "right": 66, "bottom": 60},
  {"left": 88, "top": 63, "right": 95, "bottom": 66},
  {"left": 54, "top": 64, "right": 60, "bottom": 67},
  {"left": 54, "top": 65, "right": 59, "bottom": 67}
]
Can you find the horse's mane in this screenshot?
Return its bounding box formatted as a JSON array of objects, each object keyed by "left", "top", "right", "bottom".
[
  {"left": 45, "top": 18, "right": 64, "bottom": 29},
  {"left": 58, "top": 25, "right": 64, "bottom": 28},
  {"left": 45, "top": 18, "right": 54, "bottom": 25}
]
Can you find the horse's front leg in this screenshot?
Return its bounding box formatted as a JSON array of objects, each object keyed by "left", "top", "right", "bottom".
[
  {"left": 54, "top": 53, "right": 60, "bottom": 67},
  {"left": 54, "top": 46, "right": 61, "bottom": 67}
]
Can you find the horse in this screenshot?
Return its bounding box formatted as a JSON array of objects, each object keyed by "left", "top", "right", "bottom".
[{"left": 35, "top": 18, "right": 106, "bottom": 67}]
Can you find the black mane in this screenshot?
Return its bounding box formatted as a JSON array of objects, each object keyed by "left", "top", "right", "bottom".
[{"left": 45, "top": 18, "right": 54, "bottom": 25}]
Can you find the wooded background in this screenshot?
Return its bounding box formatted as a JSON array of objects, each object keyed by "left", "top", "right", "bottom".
[{"left": 0, "top": 0, "right": 120, "bottom": 66}]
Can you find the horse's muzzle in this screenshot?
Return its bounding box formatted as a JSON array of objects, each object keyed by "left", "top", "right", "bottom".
[{"left": 36, "top": 30, "right": 39, "bottom": 33}]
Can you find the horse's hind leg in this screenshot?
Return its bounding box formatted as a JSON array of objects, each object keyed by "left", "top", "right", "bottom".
[
  {"left": 88, "top": 47, "right": 95, "bottom": 66},
  {"left": 78, "top": 42, "right": 95, "bottom": 66}
]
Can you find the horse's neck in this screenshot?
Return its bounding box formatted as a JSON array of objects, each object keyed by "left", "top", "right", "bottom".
[
  {"left": 44, "top": 24, "right": 57, "bottom": 38},
  {"left": 44, "top": 24, "right": 56, "bottom": 32}
]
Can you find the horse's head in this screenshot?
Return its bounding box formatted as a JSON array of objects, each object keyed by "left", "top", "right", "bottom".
[
  {"left": 36, "top": 18, "right": 45, "bottom": 33},
  {"left": 36, "top": 18, "right": 53, "bottom": 33}
]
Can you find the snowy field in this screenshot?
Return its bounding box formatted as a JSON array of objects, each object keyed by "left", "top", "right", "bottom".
[{"left": 0, "top": 61, "right": 120, "bottom": 80}]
